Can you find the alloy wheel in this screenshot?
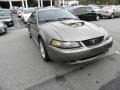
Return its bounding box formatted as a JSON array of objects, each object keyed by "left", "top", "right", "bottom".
[
  {"left": 96, "top": 15, "right": 100, "bottom": 21},
  {"left": 39, "top": 40, "right": 46, "bottom": 59}
]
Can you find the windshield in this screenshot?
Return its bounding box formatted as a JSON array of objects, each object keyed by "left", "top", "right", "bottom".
[
  {"left": 99, "top": 5, "right": 106, "bottom": 9},
  {"left": 62, "top": 5, "right": 71, "bottom": 9},
  {"left": 0, "top": 11, "right": 10, "bottom": 16},
  {"left": 80, "top": 7, "right": 93, "bottom": 12},
  {"left": 38, "top": 9, "right": 77, "bottom": 22},
  {"left": 102, "top": 6, "right": 112, "bottom": 10},
  {"left": 92, "top": 6, "right": 100, "bottom": 9},
  {"left": 24, "top": 9, "right": 34, "bottom": 14}
]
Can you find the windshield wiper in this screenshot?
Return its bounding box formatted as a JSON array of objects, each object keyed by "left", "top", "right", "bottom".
[
  {"left": 39, "top": 19, "right": 57, "bottom": 23},
  {"left": 39, "top": 18, "right": 78, "bottom": 23},
  {"left": 57, "top": 18, "right": 78, "bottom": 21}
]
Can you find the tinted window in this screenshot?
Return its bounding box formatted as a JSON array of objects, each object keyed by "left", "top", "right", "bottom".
[
  {"left": 92, "top": 6, "right": 100, "bottom": 9},
  {"left": 102, "top": 6, "right": 112, "bottom": 10},
  {"left": 0, "top": 11, "right": 10, "bottom": 16},
  {"left": 30, "top": 12, "right": 37, "bottom": 24},
  {"left": 38, "top": 9, "right": 77, "bottom": 22},
  {"left": 24, "top": 9, "right": 35, "bottom": 14},
  {"left": 79, "top": 7, "right": 93, "bottom": 12}
]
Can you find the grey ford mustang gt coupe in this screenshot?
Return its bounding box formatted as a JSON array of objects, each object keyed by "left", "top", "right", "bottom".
[{"left": 28, "top": 8, "right": 113, "bottom": 64}]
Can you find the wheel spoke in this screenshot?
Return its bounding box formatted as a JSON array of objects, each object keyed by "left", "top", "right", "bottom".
[{"left": 40, "top": 41, "right": 46, "bottom": 59}]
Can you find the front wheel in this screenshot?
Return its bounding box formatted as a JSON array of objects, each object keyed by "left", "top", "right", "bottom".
[
  {"left": 39, "top": 39, "right": 51, "bottom": 62},
  {"left": 95, "top": 15, "right": 100, "bottom": 21},
  {"left": 109, "top": 14, "right": 114, "bottom": 19}
]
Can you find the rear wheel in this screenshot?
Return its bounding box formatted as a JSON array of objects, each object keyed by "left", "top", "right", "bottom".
[
  {"left": 109, "top": 14, "right": 114, "bottom": 19},
  {"left": 39, "top": 38, "right": 51, "bottom": 62}
]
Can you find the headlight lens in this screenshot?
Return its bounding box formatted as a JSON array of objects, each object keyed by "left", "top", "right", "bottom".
[
  {"left": 6, "top": 19, "right": 12, "bottom": 21},
  {"left": 51, "top": 39, "right": 82, "bottom": 49}
]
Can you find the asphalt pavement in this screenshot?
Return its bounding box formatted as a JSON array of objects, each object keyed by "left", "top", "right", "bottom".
[{"left": 0, "top": 17, "right": 120, "bottom": 90}]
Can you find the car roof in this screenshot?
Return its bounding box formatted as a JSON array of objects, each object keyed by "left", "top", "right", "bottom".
[
  {"left": 37, "top": 7, "right": 63, "bottom": 12},
  {"left": 0, "top": 9, "right": 11, "bottom": 14},
  {"left": 0, "top": 9, "right": 10, "bottom": 11},
  {"left": 69, "top": 5, "right": 90, "bottom": 10},
  {"left": 23, "top": 8, "right": 35, "bottom": 10}
]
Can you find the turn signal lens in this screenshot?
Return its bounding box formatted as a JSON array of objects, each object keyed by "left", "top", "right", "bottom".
[
  {"left": 51, "top": 39, "right": 82, "bottom": 49},
  {"left": 51, "top": 40, "right": 62, "bottom": 47}
]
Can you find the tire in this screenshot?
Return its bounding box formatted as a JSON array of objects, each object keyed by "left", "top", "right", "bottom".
[
  {"left": 29, "top": 32, "right": 32, "bottom": 38},
  {"left": 100, "top": 15, "right": 103, "bottom": 19},
  {"left": 95, "top": 15, "right": 100, "bottom": 21},
  {"left": 39, "top": 38, "right": 51, "bottom": 62},
  {"left": 109, "top": 14, "right": 114, "bottom": 19}
]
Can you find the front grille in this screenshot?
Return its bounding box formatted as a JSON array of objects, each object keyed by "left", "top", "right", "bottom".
[
  {"left": 78, "top": 51, "right": 105, "bottom": 61},
  {"left": 82, "top": 36, "right": 104, "bottom": 47}
]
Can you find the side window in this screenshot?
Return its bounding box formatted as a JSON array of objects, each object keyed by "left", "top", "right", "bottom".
[
  {"left": 117, "top": 6, "right": 120, "bottom": 10},
  {"left": 77, "top": 8, "right": 86, "bottom": 14},
  {"left": 77, "top": 8, "right": 82, "bottom": 15},
  {"left": 77, "top": 8, "right": 82, "bottom": 12},
  {"left": 113, "top": 6, "right": 117, "bottom": 10},
  {"left": 30, "top": 12, "right": 37, "bottom": 24}
]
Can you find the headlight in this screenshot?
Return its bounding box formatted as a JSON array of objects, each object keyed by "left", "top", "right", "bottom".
[
  {"left": 51, "top": 39, "right": 83, "bottom": 49},
  {"left": 6, "top": 19, "right": 12, "bottom": 22},
  {"left": 4, "top": 24, "right": 7, "bottom": 28}
]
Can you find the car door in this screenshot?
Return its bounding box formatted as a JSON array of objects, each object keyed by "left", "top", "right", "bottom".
[
  {"left": 29, "top": 11, "right": 39, "bottom": 42},
  {"left": 113, "top": 6, "right": 119, "bottom": 17},
  {"left": 117, "top": 6, "right": 120, "bottom": 17}
]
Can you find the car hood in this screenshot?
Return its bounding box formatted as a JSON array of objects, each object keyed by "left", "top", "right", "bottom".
[{"left": 42, "top": 20, "right": 107, "bottom": 41}]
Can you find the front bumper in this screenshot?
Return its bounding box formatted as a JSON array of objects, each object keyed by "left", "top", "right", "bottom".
[
  {"left": 2, "top": 20, "right": 14, "bottom": 27},
  {"left": 0, "top": 27, "right": 7, "bottom": 34},
  {"left": 101, "top": 14, "right": 112, "bottom": 18},
  {"left": 48, "top": 37, "right": 113, "bottom": 63}
]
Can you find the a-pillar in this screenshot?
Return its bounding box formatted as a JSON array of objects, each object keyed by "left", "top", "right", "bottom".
[{"left": 9, "top": 0, "right": 13, "bottom": 9}]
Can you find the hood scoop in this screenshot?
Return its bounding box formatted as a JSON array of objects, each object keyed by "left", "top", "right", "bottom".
[{"left": 61, "top": 20, "right": 85, "bottom": 27}]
